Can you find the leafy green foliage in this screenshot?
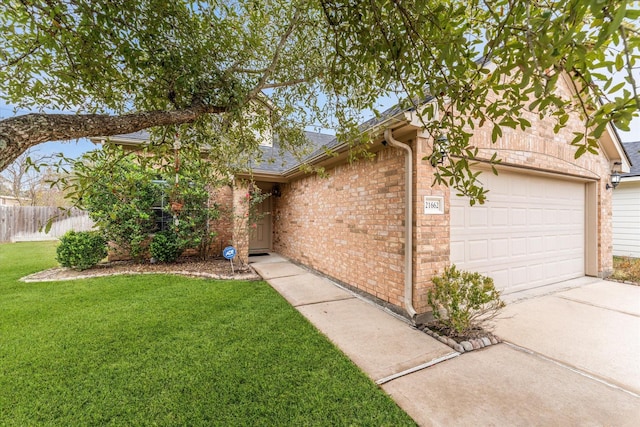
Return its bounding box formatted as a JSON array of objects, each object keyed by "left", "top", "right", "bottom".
[
  {"left": 64, "top": 144, "right": 226, "bottom": 261},
  {"left": 321, "top": 0, "right": 640, "bottom": 203},
  {"left": 164, "top": 144, "right": 223, "bottom": 260},
  {"left": 56, "top": 230, "right": 107, "bottom": 271},
  {"left": 427, "top": 265, "right": 505, "bottom": 335},
  {"left": 0, "top": 241, "right": 415, "bottom": 426},
  {"left": 0, "top": 1, "right": 638, "bottom": 203},
  {"left": 64, "top": 146, "right": 162, "bottom": 261},
  {"left": 149, "top": 230, "right": 182, "bottom": 263}
]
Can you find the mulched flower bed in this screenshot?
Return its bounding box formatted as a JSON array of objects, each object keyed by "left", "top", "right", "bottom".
[
  {"left": 21, "top": 257, "right": 261, "bottom": 283},
  {"left": 418, "top": 323, "right": 502, "bottom": 354}
]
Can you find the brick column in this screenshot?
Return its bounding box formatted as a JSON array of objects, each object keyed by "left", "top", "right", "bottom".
[
  {"left": 412, "top": 132, "right": 451, "bottom": 315},
  {"left": 232, "top": 180, "right": 250, "bottom": 266}
]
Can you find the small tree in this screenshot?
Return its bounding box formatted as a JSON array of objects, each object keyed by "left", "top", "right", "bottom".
[
  {"left": 161, "top": 142, "right": 227, "bottom": 260},
  {"left": 168, "top": 178, "right": 220, "bottom": 260},
  {"left": 0, "top": 148, "right": 60, "bottom": 205}
]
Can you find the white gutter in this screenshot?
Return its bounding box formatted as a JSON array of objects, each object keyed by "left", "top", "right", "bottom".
[{"left": 384, "top": 129, "right": 417, "bottom": 322}]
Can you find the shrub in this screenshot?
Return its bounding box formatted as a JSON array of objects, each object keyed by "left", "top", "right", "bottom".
[
  {"left": 56, "top": 230, "right": 107, "bottom": 271},
  {"left": 65, "top": 145, "right": 227, "bottom": 262},
  {"left": 427, "top": 265, "right": 505, "bottom": 335},
  {"left": 149, "top": 231, "right": 183, "bottom": 263},
  {"left": 65, "top": 147, "right": 164, "bottom": 262}
]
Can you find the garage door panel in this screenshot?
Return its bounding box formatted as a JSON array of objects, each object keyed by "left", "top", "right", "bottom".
[
  {"left": 511, "top": 208, "right": 527, "bottom": 225},
  {"left": 528, "top": 236, "right": 544, "bottom": 254},
  {"left": 510, "top": 237, "right": 527, "bottom": 256},
  {"left": 543, "top": 208, "right": 559, "bottom": 224},
  {"left": 450, "top": 206, "right": 466, "bottom": 227},
  {"left": 528, "top": 208, "right": 543, "bottom": 224},
  {"left": 451, "top": 170, "right": 585, "bottom": 291},
  {"left": 491, "top": 239, "right": 509, "bottom": 259},
  {"left": 490, "top": 269, "right": 510, "bottom": 285},
  {"left": 467, "top": 240, "right": 488, "bottom": 261},
  {"left": 491, "top": 208, "right": 509, "bottom": 226},
  {"left": 511, "top": 267, "right": 529, "bottom": 286},
  {"left": 527, "top": 267, "right": 544, "bottom": 283},
  {"left": 469, "top": 207, "right": 488, "bottom": 227},
  {"left": 450, "top": 240, "right": 465, "bottom": 260}
]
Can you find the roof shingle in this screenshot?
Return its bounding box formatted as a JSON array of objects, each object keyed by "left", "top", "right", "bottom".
[{"left": 622, "top": 141, "right": 640, "bottom": 177}]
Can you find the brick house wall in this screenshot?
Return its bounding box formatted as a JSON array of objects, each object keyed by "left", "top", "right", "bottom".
[
  {"left": 273, "top": 146, "right": 408, "bottom": 311},
  {"left": 209, "top": 185, "right": 234, "bottom": 255},
  {"left": 272, "top": 77, "right": 618, "bottom": 316},
  {"left": 232, "top": 181, "right": 251, "bottom": 266}
]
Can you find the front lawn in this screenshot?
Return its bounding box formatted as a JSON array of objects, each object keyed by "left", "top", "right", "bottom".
[{"left": 0, "top": 241, "right": 415, "bottom": 426}]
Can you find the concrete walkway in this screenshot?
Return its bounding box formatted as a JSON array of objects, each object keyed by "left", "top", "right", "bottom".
[
  {"left": 250, "top": 254, "right": 640, "bottom": 426},
  {"left": 250, "top": 254, "right": 456, "bottom": 382}
]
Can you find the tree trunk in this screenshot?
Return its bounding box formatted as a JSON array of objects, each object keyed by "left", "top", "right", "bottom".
[{"left": 0, "top": 104, "right": 225, "bottom": 170}]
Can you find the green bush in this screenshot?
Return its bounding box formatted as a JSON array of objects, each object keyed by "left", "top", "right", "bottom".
[
  {"left": 427, "top": 265, "right": 505, "bottom": 335},
  {"left": 56, "top": 231, "right": 107, "bottom": 271},
  {"left": 149, "top": 231, "right": 183, "bottom": 263}
]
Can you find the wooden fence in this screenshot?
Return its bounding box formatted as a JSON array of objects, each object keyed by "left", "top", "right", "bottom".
[{"left": 0, "top": 206, "right": 95, "bottom": 243}]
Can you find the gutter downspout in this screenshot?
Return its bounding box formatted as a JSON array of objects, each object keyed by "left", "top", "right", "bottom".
[{"left": 384, "top": 129, "right": 417, "bottom": 323}]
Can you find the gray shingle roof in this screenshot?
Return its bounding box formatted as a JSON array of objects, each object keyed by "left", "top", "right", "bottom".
[
  {"left": 102, "top": 103, "right": 632, "bottom": 178},
  {"left": 100, "top": 129, "right": 341, "bottom": 174},
  {"left": 253, "top": 131, "right": 337, "bottom": 173},
  {"left": 100, "top": 101, "right": 413, "bottom": 175},
  {"left": 622, "top": 141, "right": 640, "bottom": 177},
  {"left": 282, "top": 99, "right": 433, "bottom": 172}
]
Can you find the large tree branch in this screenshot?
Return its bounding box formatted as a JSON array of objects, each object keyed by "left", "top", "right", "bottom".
[
  {"left": 0, "top": 102, "right": 226, "bottom": 170},
  {"left": 261, "top": 78, "right": 309, "bottom": 89},
  {"left": 245, "top": 7, "right": 303, "bottom": 102}
]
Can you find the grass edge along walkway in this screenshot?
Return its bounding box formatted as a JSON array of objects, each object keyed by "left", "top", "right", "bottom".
[{"left": 0, "top": 241, "right": 416, "bottom": 426}]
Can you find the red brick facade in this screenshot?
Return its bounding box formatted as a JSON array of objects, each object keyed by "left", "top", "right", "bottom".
[{"left": 273, "top": 147, "right": 408, "bottom": 309}]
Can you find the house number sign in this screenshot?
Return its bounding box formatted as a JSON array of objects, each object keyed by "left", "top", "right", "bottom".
[{"left": 424, "top": 196, "right": 444, "bottom": 215}]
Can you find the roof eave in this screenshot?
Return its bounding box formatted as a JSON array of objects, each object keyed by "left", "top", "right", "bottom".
[
  {"left": 279, "top": 110, "right": 423, "bottom": 179},
  {"left": 600, "top": 122, "right": 631, "bottom": 173},
  {"left": 621, "top": 175, "right": 640, "bottom": 182},
  {"left": 89, "top": 135, "right": 149, "bottom": 148},
  {"left": 235, "top": 170, "right": 289, "bottom": 183}
]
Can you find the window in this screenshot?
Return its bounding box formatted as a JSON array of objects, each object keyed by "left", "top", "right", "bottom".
[{"left": 151, "top": 180, "right": 172, "bottom": 232}]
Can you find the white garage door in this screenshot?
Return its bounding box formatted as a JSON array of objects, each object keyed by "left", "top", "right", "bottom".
[{"left": 450, "top": 169, "right": 585, "bottom": 293}]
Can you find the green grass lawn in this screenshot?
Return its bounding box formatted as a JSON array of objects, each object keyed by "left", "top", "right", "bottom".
[{"left": 0, "top": 241, "right": 415, "bottom": 426}]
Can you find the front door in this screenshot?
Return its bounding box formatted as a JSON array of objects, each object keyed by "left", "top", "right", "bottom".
[{"left": 249, "top": 195, "right": 272, "bottom": 253}]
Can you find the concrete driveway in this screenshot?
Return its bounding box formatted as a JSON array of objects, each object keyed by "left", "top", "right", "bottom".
[
  {"left": 495, "top": 278, "right": 640, "bottom": 395},
  {"left": 384, "top": 278, "right": 640, "bottom": 426}
]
